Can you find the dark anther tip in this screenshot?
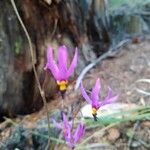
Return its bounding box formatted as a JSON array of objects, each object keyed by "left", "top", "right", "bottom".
[
  {"left": 92, "top": 114, "right": 98, "bottom": 121},
  {"left": 60, "top": 90, "right": 66, "bottom": 99}
]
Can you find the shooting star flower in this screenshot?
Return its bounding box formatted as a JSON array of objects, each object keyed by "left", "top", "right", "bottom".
[
  {"left": 52, "top": 113, "right": 85, "bottom": 149},
  {"left": 80, "top": 78, "right": 118, "bottom": 121},
  {"left": 44, "top": 45, "right": 78, "bottom": 98}
]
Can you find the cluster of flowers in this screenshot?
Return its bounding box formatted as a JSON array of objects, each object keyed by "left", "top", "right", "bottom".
[{"left": 44, "top": 45, "right": 118, "bottom": 149}]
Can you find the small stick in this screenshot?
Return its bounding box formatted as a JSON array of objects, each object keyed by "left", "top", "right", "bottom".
[
  {"left": 10, "top": 1, "right": 51, "bottom": 149},
  {"left": 128, "top": 121, "right": 140, "bottom": 147},
  {"left": 75, "top": 39, "right": 131, "bottom": 90}
]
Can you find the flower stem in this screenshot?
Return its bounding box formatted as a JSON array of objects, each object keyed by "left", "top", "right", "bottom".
[{"left": 61, "top": 98, "right": 64, "bottom": 109}]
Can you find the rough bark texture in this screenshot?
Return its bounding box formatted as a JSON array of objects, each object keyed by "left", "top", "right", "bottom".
[
  {"left": 0, "top": 0, "right": 110, "bottom": 117},
  {"left": 0, "top": 0, "right": 32, "bottom": 117}
]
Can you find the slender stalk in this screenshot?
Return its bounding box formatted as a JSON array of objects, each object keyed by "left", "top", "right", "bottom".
[
  {"left": 128, "top": 121, "right": 140, "bottom": 147},
  {"left": 10, "top": 0, "right": 51, "bottom": 149},
  {"left": 61, "top": 99, "right": 64, "bottom": 109}
]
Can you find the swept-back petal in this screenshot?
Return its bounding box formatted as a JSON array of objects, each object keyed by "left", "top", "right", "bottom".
[
  {"left": 62, "top": 113, "right": 72, "bottom": 130},
  {"left": 67, "top": 47, "right": 78, "bottom": 78},
  {"left": 64, "top": 127, "right": 72, "bottom": 143},
  {"left": 63, "top": 113, "right": 69, "bottom": 126},
  {"left": 91, "top": 78, "right": 101, "bottom": 103},
  {"left": 73, "top": 123, "right": 85, "bottom": 144},
  {"left": 100, "top": 95, "right": 119, "bottom": 106},
  {"left": 51, "top": 118, "right": 62, "bottom": 129},
  {"left": 58, "top": 45, "right": 68, "bottom": 79},
  {"left": 105, "top": 87, "right": 113, "bottom": 99},
  {"left": 45, "top": 46, "right": 59, "bottom": 80},
  {"left": 80, "top": 82, "right": 92, "bottom": 104},
  {"left": 62, "top": 113, "right": 72, "bottom": 142}
]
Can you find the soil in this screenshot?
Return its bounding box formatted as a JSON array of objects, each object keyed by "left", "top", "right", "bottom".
[{"left": 0, "top": 36, "right": 150, "bottom": 150}]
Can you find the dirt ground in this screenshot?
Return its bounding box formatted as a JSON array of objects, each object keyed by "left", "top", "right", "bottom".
[{"left": 0, "top": 36, "right": 150, "bottom": 150}]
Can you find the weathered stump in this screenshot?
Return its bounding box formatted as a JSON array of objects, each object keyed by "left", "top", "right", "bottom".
[{"left": 0, "top": 0, "right": 111, "bottom": 118}]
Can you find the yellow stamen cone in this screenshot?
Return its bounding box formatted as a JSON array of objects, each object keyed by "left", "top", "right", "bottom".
[
  {"left": 92, "top": 107, "right": 97, "bottom": 115},
  {"left": 57, "top": 80, "right": 68, "bottom": 91}
]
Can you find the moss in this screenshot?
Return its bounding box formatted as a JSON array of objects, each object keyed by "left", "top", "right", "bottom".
[{"left": 14, "top": 37, "right": 22, "bottom": 55}]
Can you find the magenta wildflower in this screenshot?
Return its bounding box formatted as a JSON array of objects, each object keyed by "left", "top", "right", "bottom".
[
  {"left": 44, "top": 45, "right": 78, "bottom": 98},
  {"left": 52, "top": 113, "right": 85, "bottom": 149},
  {"left": 80, "top": 78, "right": 118, "bottom": 121}
]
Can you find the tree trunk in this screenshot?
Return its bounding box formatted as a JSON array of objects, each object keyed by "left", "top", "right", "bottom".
[
  {"left": 0, "top": 0, "right": 33, "bottom": 117},
  {"left": 1, "top": 0, "right": 149, "bottom": 118}
]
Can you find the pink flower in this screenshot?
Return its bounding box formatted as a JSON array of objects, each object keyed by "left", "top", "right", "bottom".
[
  {"left": 80, "top": 78, "right": 118, "bottom": 121},
  {"left": 52, "top": 113, "right": 85, "bottom": 149},
  {"left": 44, "top": 45, "right": 78, "bottom": 97}
]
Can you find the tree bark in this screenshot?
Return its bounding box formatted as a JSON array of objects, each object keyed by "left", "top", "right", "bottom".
[
  {"left": 1, "top": 0, "right": 148, "bottom": 118},
  {"left": 0, "top": 0, "right": 33, "bottom": 117}
]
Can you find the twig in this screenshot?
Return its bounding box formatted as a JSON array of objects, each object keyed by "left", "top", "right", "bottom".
[
  {"left": 75, "top": 39, "right": 131, "bottom": 90},
  {"left": 138, "top": 139, "right": 150, "bottom": 148},
  {"left": 0, "top": 117, "right": 19, "bottom": 133},
  {"left": 128, "top": 121, "right": 140, "bottom": 147},
  {"left": 3, "top": 117, "right": 18, "bottom": 126},
  {"left": 10, "top": 1, "right": 51, "bottom": 149},
  {"left": 50, "top": 19, "right": 58, "bottom": 39},
  {"left": 75, "top": 143, "right": 112, "bottom": 150},
  {"left": 32, "top": 131, "right": 65, "bottom": 144},
  {"left": 135, "top": 78, "right": 150, "bottom": 96}
]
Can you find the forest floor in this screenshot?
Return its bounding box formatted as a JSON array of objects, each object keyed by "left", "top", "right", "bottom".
[{"left": 0, "top": 36, "right": 150, "bottom": 150}]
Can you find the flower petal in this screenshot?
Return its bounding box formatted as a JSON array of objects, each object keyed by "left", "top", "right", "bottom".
[
  {"left": 58, "top": 45, "right": 68, "bottom": 79},
  {"left": 101, "top": 95, "right": 118, "bottom": 106},
  {"left": 105, "top": 87, "right": 113, "bottom": 98},
  {"left": 63, "top": 113, "right": 71, "bottom": 128},
  {"left": 80, "top": 82, "right": 92, "bottom": 104},
  {"left": 45, "top": 46, "right": 59, "bottom": 80},
  {"left": 91, "top": 78, "right": 101, "bottom": 107},
  {"left": 100, "top": 87, "right": 118, "bottom": 106},
  {"left": 51, "top": 118, "right": 62, "bottom": 129},
  {"left": 73, "top": 123, "right": 85, "bottom": 144},
  {"left": 64, "top": 127, "right": 72, "bottom": 144},
  {"left": 67, "top": 47, "right": 78, "bottom": 78},
  {"left": 62, "top": 113, "right": 72, "bottom": 143}
]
